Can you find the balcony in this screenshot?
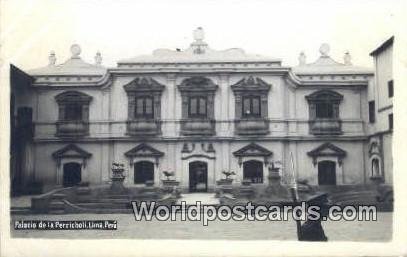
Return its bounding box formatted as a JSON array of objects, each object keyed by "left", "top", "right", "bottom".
[
  {"left": 235, "top": 118, "right": 269, "bottom": 135},
  {"left": 126, "top": 120, "right": 161, "bottom": 136},
  {"left": 309, "top": 119, "right": 342, "bottom": 135},
  {"left": 56, "top": 121, "right": 89, "bottom": 137},
  {"left": 180, "top": 119, "right": 215, "bottom": 136}
]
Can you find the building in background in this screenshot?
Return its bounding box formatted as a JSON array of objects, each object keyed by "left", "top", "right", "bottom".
[
  {"left": 367, "top": 36, "right": 394, "bottom": 185},
  {"left": 11, "top": 28, "right": 389, "bottom": 194}
]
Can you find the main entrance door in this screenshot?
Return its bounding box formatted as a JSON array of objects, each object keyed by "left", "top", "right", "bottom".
[
  {"left": 318, "top": 161, "right": 336, "bottom": 185},
  {"left": 189, "top": 161, "right": 208, "bottom": 192},
  {"left": 63, "top": 162, "right": 82, "bottom": 187}
]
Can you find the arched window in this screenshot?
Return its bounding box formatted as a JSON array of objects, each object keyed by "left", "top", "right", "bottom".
[
  {"left": 134, "top": 161, "right": 154, "bottom": 184},
  {"left": 243, "top": 160, "right": 263, "bottom": 184},
  {"left": 63, "top": 162, "right": 82, "bottom": 187},
  {"left": 371, "top": 158, "right": 381, "bottom": 177},
  {"left": 318, "top": 160, "right": 336, "bottom": 185}
]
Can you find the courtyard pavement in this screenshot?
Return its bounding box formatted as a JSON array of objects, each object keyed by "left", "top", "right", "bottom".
[
  {"left": 177, "top": 193, "right": 220, "bottom": 205},
  {"left": 10, "top": 212, "right": 392, "bottom": 241}
]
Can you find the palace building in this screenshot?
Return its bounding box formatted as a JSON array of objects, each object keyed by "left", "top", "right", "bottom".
[{"left": 10, "top": 28, "right": 393, "bottom": 193}]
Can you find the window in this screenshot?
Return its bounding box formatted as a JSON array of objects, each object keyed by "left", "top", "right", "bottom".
[
  {"left": 305, "top": 90, "right": 343, "bottom": 135},
  {"left": 134, "top": 96, "right": 154, "bottom": 118},
  {"left": 188, "top": 96, "right": 207, "bottom": 118},
  {"left": 388, "top": 80, "right": 394, "bottom": 98},
  {"left": 315, "top": 101, "right": 334, "bottom": 119},
  {"left": 369, "top": 101, "right": 376, "bottom": 123},
  {"left": 389, "top": 113, "right": 393, "bottom": 130},
  {"left": 242, "top": 96, "right": 261, "bottom": 117},
  {"left": 64, "top": 104, "right": 83, "bottom": 121},
  {"left": 55, "top": 91, "right": 92, "bottom": 137}
]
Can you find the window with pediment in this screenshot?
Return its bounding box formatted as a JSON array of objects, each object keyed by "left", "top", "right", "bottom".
[
  {"left": 231, "top": 76, "right": 271, "bottom": 135},
  {"left": 305, "top": 90, "right": 343, "bottom": 135},
  {"left": 177, "top": 76, "right": 218, "bottom": 136},
  {"left": 55, "top": 91, "right": 92, "bottom": 137},
  {"left": 123, "top": 77, "right": 165, "bottom": 136}
]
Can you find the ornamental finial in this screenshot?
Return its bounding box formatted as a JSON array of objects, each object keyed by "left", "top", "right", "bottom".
[
  {"left": 193, "top": 27, "right": 205, "bottom": 42},
  {"left": 319, "top": 43, "right": 330, "bottom": 57},
  {"left": 95, "top": 51, "right": 102, "bottom": 65},
  {"left": 298, "top": 51, "right": 306, "bottom": 65},
  {"left": 70, "top": 44, "right": 81, "bottom": 58},
  {"left": 48, "top": 51, "right": 56, "bottom": 66},
  {"left": 344, "top": 51, "right": 352, "bottom": 65}
]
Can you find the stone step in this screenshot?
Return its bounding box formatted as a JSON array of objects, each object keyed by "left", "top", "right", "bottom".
[
  {"left": 75, "top": 202, "right": 132, "bottom": 209},
  {"left": 51, "top": 193, "right": 66, "bottom": 200},
  {"left": 101, "top": 194, "right": 130, "bottom": 199},
  {"left": 49, "top": 201, "right": 65, "bottom": 210},
  {"left": 77, "top": 198, "right": 131, "bottom": 204},
  {"left": 76, "top": 187, "right": 92, "bottom": 195}
]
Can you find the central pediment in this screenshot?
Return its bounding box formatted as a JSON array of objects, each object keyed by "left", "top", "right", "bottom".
[
  {"left": 52, "top": 144, "right": 92, "bottom": 159},
  {"left": 123, "top": 77, "right": 165, "bottom": 92},
  {"left": 307, "top": 143, "right": 346, "bottom": 157},
  {"left": 124, "top": 143, "right": 164, "bottom": 158},
  {"left": 233, "top": 143, "right": 273, "bottom": 157}
]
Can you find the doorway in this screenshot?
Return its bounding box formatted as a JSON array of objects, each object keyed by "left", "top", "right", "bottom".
[
  {"left": 134, "top": 161, "right": 154, "bottom": 184},
  {"left": 189, "top": 161, "right": 208, "bottom": 192},
  {"left": 63, "top": 162, "right": 82, "bottom": 187},
  {"left": 243, "top": 160, "right": 264, "bottom": 183},
  {"left": 318, "top": 160, "right": 336, "bottom": 185}
]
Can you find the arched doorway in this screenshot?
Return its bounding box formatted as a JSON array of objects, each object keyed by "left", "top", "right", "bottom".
[
  {"left": 134, "top": 161, "right": 154, "bottom": 184},
  {"left": 318, "top": 161, "right": 336, "bottom": 185},
  {"left": 63, "top": 162, "right": 82, "bottom": 187},
  {"left": 189, "top": 161, "right": 208, "bottom": 192},
  {"left": 243, "top": 160, "right": 263, "bottom": 183}
]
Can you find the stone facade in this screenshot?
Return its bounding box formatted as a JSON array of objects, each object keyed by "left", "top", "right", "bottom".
[{"left": 11, "top": 28, "right": 391, "bottom": 193}]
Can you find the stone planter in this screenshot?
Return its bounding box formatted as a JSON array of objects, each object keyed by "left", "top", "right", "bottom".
[
  {"left": 110, "top": 167, "right": 127, "bottom": 194},
  {"left": 216, "top": 178, "right": 233, "bottom": 186},
  {"left": 162, "top": 180, "right": 180, "bottom": 187}
]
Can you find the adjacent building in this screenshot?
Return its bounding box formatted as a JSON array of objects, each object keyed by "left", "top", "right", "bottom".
[{"left": 10, "top": 28, "right": 392, "bottom": 193}]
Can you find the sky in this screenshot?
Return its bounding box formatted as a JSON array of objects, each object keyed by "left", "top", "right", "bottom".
[{"left": 0, "top": 0, "right": 405, "bottom": 70}]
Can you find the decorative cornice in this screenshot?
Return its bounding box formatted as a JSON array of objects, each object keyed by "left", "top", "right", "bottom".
[
  {"left": 124, "top": 143, "right": 164, "bottom": 158},
  {"left": 307, "top": 142, "right": 346, "bottom": 157},
  {"left": 233, "top": 142, "right": 273, "bottom": 157},
  {"left": 231, "top": 76, "right": 271, "bottom": 92},
  {"left": 305, "top": 90, "right": 344, "bottom": 102},
  {"left": 55, "top": 91, "right": 93, "bottom": 103},
  {"left": 52, "top": 144, "right": 92, "bottom": 159},
  {"left": 123, "top": 77, "right": 165, "bottom": 92},
  {"left": 177, "top": 76, "right": 218, "bottom": 92}
]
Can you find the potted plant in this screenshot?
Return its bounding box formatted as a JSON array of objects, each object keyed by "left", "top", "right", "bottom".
[
  {"left": 216, "top": 171, "right": 235, "bottom": 186},
  {"left": 161, "top": 171, "right": 179, "bottom": 187}
]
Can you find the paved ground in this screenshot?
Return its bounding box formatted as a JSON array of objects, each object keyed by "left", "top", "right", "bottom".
[
  {"left": 177, "top": 193, "right": 220, "bottom": 205},
  {"left": 10, "top": 196, "right": 32, "bottom": 208},
  {"left": 10, "top": 195, "right": 392, "bottom": 241},
  {"left": 10, "top": 212, "right": 392, "bottom": 241}
]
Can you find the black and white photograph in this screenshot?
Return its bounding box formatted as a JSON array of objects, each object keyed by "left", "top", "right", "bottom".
[{"left": 1, "top": 0, "right": 406, "bottom": 256}]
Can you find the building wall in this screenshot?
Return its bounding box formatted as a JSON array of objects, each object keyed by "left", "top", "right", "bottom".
[{"left": 22, "top": 69, "right": 375, "bottom": 190}]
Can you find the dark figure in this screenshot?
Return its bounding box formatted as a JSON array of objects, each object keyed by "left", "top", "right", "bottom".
[
  {"left": 299, "top": 219, "right": 328, "bottom": 241},
  {"left": 299, "top": 194, "right": 330, "bottom": 241}
]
